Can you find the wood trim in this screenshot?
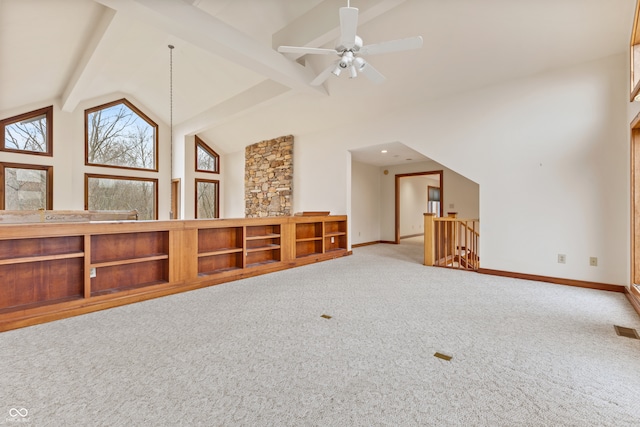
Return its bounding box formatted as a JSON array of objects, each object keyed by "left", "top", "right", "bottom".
[
  {"left": 631, "top": 1, "right": 640, "bottom": 100},
  {"left": 631, "top": 79, "right": 640, "bottom": 103},
  {"left": 625, "top": 287, "right": 640, "bottom": 318},
  {"left": 194, "top": 136, "right": 220, "bottom": 174},
  {"left": 352, "top": 241, "right": 382, "bottom": 248},
  {"left": 195, "top": 178, "right": 220, "bottom": 219},
  {"left": 478, "top": 268, "right": 625, "bottom": 293},
  {"left": 0, "top": 105, "right": 53, "bottom": 157},
  {"left": 0, "top": 162, "right": 53, "bottom": 210},
  {"left": 400, "top": 233, "right": 423, "bottom": 239},
  {"left": 171, "top": 178, "right": 180, "bottom": 219},
  {"left": 395, "top": 170, "right": 443, "bottom": 244}
]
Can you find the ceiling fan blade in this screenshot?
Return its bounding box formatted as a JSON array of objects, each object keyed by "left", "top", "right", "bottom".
[
  {"left": 359, "top": 36, "right": 423, "bottom": 56},
  {"left": 358, "top": 60, "right": 386, "bottom": 84},
  {"left": 278, "top": 46, "right": 337, "bottom": 55},
  {"left": 338, "top": 7, "right": 359, "bottom": 50},
  {"left": 310, "top": 62, "right": 338, "bottom": 86}
]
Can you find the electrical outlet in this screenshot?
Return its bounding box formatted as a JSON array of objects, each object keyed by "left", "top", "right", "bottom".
[
  {"left": 557, "top": 254, "right": 566, "bottom": 264},
  {"left": 331, "top": 236, "right": 335, "bottom": 243},
  {"left": 590, "top": 257, "right": 598, "bottom": 267},
  {"left": 90, "top": 267, "right": 97, "bottom": 278}
]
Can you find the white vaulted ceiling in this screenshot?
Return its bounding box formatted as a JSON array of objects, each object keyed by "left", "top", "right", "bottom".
[{"left": 0, "top": 0, "right": 635, "bottom": 156}]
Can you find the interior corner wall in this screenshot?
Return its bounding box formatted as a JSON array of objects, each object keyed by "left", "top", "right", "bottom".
[
  {"left": 180, "top": 134, "right": 196, "bottom": 219},
  {"left": 351, "top": 161, "right": 382, "bottom": 245},
  {"left": 223, "top": 150, "right": 246, "bottom": 218}
]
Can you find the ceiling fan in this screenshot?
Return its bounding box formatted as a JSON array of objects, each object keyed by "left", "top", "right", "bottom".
[{"left": 277, "top": 1, "right": 423, "bottom": 86}]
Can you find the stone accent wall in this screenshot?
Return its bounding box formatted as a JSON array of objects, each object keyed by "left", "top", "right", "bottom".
[{"left": 245, "top": 135, "right": 293, "bottom": 217}]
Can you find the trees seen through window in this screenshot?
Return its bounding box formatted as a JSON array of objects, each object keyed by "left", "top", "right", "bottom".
[
  {"left": 195, "top": 136, "right": 219, "bottom": 174},
  {"left": 86, "top": 99, "right": 157, "bottom": 171},
  {"left": 1, "top": 106, "right": 52, "bottom": 156}
]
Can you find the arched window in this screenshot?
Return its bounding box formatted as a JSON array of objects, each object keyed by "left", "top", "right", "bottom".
[{"left": 85, "top": 99, "right": 158, "bottom": 171}]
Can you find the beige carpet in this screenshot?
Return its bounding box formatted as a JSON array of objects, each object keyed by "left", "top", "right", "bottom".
[{"left": 1, "top": 238, "right": 639, "bottom": 426}]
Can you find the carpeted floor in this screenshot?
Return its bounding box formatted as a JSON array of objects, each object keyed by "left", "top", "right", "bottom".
[{"left": 1, "top": 237, "right": 639, "bottom": 426}]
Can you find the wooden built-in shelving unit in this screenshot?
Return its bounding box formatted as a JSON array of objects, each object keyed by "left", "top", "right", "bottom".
[{"left": 0, "top": 215, "right": 348, "bottom": 331}]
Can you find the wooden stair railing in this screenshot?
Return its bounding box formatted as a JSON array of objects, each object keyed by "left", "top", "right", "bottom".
[{"left": 424, "top": 212, "right": 479, "bottom": 271}]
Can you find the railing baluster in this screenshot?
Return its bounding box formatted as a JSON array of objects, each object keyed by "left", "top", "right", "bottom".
[{"left": 430, "top": 217, "right": 480, "bottom": 271}]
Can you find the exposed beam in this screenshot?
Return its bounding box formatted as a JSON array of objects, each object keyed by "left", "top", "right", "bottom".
[
  {"left": 60, "top": 7, "right": 117, "bottom": 112},
  {"left": 94, "top": 0, "right": 324, "bottom": 95}
]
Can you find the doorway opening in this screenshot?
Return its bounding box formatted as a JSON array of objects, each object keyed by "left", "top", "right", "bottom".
[
  {"left": 395, "top": 170, "right": 443, "bottom": 244},
  {"left": 171, "top": 178, "right": 180, "bottom": 219}
]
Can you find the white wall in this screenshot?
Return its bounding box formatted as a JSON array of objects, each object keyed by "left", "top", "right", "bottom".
[
  {"left": 238, "top": 53, "right": 628, "bottom": 285},
  {"left": 399, "top": 175, "right": 437, "bottom": 238},
  {"left": 222, "top": 149, "right": 246, "bottom": 218},
  {"left": 351, "top": 160, "right": 381, "bottom": 245}
]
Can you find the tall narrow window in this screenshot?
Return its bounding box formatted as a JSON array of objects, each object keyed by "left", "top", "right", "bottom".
[
  {"left": 85, "top": 174, "right": 157, "bottom": 220},
  {"left": 85, "top": 99, "right": 158, "bottom": 171},
  {"left": 1, "top": 106, "right": 53, "bottom": 156},
  {"left": 195, "top": 136, "right": 219, "bottom": 174},
  {"left": 195, "top": 178, "right": 219, "bottom": 219},
  {"left": 1, "top": 163, "right": 53, "bottom": 210}
]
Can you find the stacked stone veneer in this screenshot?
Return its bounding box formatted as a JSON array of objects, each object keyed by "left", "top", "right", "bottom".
[{"left": 245, "top": 135, "right": 293, "bottom": 217}]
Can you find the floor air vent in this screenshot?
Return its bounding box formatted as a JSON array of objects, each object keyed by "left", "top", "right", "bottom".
[{"left": 614, "top": 325, "right": 639, "bottom": 339}]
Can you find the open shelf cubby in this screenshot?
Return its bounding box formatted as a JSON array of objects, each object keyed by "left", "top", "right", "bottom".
[
  {"left": 245, "top": 224, "right": 281, "bottom": 266},
  {"left": 0, "top": 258, "right": 84, "bottom": 310},
  {"left": 0, "top": 235, "right": 85, "bottom": 311},
  {"left": 324, "top": 220, "right": 347, "bottom": 252},
  {"left": 295, "top": 222, "right": 323, "bottom": 241},
  {"left": 246, "top": 248, "right": 281, "bottom": 268},
  {"left": 0, "top": 235, "right": 84, "bottom": 260},
  {"left": 91, "top": 259, "right": 169, "bottom": 296},
  {"left": 296, "top": 240, "right": 323, "bottom": 258},
  {"left": 198, "top": 252, "right": 244, "bottom": 275},
  {"left": 198, "top": 227, "right": 243, "bottom": 254},
  {"left": 91, "top": 231, "right": 168, "bottom": 264}
]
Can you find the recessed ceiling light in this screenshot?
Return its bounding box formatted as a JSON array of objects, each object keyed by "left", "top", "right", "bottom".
[{"left": 381, "top": 150, "right": 388, "bottom": 153}]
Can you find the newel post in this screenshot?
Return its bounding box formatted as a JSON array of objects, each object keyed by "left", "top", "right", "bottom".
[{"left": 423, "top": 213, "right": 436, "bottom": 266}]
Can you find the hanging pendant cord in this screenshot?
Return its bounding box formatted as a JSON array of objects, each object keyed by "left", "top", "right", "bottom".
[
  {"left": 169, "top": 45, "right": 174, "bottom": 137},
  {"left": 168, "top": 44, "right": 174, "bottom": 218}
]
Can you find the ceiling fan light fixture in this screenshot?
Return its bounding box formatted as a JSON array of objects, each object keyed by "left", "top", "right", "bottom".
[
  {"left": 349, "top": 64, "right": 358, "bottom": 78},
  {"left": 278, "top": 3, "right": 422, "bottom": 86}
]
